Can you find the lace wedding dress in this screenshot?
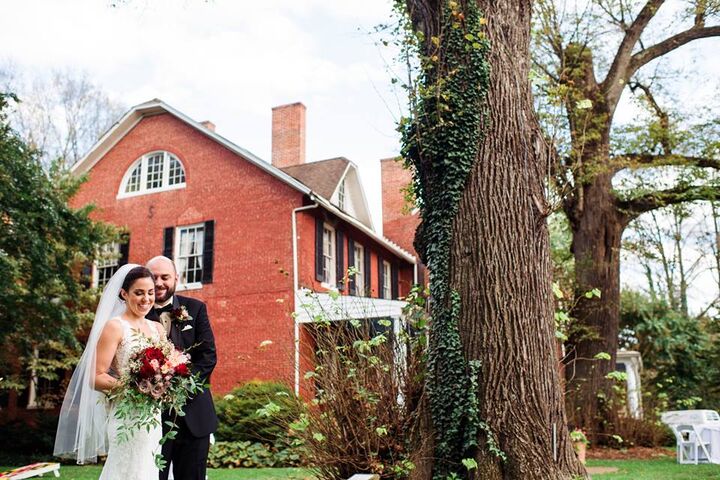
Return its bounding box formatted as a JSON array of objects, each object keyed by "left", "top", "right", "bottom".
[{"left": 99, "top": 318, "right": 162, "bottom": 480}]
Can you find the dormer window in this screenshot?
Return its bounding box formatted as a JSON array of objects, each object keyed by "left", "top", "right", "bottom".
[
  {"left": 337, "top": 179, "right": 346, "bottom": 210},
  {"left": 119, "top": 151, "right": 186, "bottom": 198}
]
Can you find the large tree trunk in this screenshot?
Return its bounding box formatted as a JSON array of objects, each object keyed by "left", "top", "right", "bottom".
[
  {"left": 448, "top": 1, "right": 585, "bottom": 478},
  {"left": 565, "top": 172, "right": 624, "bottom": 436}
]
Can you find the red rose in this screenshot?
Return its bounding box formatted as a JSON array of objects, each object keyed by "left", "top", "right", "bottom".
[
  {"left": 139, "top": 360, "right": 156, "bottom": 379},
  {"left": 174, "top": 364, "right": 190, "bottom": 377},
  {"left": 144, "top": 346, "right": 165, "bottom": 362}
]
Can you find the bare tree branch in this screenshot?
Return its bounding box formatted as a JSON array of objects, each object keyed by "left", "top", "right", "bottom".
[
  {"left": 619, "top": 183, "right": 720, "bottom": 219},
  {"left": 629, "top": 80, "right": 672, "bottom": 154},
  {"left": 628, "top": 25, "right": 720, "bottom": 76},
  {"left": 601, "top": 0, "right": 665, "bottom": 109},
  {"left": 614, "top": 153, "right": 720, "bottom": 170}
]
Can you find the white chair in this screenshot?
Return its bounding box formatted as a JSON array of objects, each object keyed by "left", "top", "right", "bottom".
[{"left": 674, "top": 424, "right": 712, "bottom": 464}]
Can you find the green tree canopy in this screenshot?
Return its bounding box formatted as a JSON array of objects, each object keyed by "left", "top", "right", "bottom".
[{"left": 0, "top": 92, "right": 117, "bottom": 396}]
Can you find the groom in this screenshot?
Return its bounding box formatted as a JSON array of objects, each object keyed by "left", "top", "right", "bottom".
[{"left": 146, "top": 256, "right": 218, "bottom": 480}]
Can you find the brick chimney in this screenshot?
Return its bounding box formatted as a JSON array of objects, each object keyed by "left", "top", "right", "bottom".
[
  {"left": 381, "top": 157, "right": 419, "bottom": 256},
  {"left": 271, "top": 102, "right": 306, "bottom": 168},
  {"left": 200, "top": 120, "right": 216, "bottom": 132},
  {"left": 381, "top": 157, "right": 427, "bottom": 284}
]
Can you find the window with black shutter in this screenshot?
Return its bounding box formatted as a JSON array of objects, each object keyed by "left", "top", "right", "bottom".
[
  {"left": 118, "top": 233, "right": 130, "bottom": 266},
  {"left": 348, "top": 238, "right": 356, "bottom": 295},
  {"left": 335, "top": 230, "right": 344, "bottom": 289},
  {"left": 363, "top": 246, "right": 371, "bottom": 296},
  {"left": 202, "top": 220, "right": 214, "bottom": 284},
  {"left": 174, "top": 223, "right": 205, "bottom": 286},
  {"left": 93, "top": 234, "right": 129, "bottom": 289},
  {"left": 315, "top": 218, "right": 324, "bottom": 282},
  {"left": 377, "top": 256, "right": 384, "bottom": 299},
  {"left": 391, "top": 263, "right": 399, "bottom": 299},
  {"left": 163, "top": 227, "right": 174, "bottom": 259}
]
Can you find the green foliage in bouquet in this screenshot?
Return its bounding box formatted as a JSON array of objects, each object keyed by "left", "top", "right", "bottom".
[{"left": 215, "top": 381, "right": 303, "bottom": 444}]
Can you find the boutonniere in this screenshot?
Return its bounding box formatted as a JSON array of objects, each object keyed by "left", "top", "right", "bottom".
[{"left": 171, "top": 306, "right": 193, "bottom": 323}]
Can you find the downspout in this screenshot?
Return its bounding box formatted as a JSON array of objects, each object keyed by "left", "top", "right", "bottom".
[{"left": 291, "top": 202, "right": 319, "bottom": 396}]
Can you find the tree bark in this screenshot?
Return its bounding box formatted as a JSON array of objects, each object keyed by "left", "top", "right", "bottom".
[
  {"left": 565, "top": 172, "right": 624, "bottom": 434},
  {"left": 448, "top": 1, "right": 585, "bottom": 477}
]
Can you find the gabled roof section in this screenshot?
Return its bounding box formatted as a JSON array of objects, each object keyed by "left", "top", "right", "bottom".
[
  {"left": 281, "top": 157, "right": 349, "bottom": 200},
  {"left": 282, "top": 157, "right": 375, "bottom": 229},
  {"left": 71, "top": 99, "right": 410, "bottom": 262},
  {"left": 70, "top": 98, "right": 311, "bottom": 196}
]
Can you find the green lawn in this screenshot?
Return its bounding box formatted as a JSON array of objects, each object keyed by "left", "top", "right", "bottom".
[
  {"left": 0, "top": 465, "right": 315, "bottom": 479},
  {"left": 588, "top": 457, "right": 720, "bottom": 479},
  {"left": 5, "top": 458, "right": 720, "bottom": 479}
]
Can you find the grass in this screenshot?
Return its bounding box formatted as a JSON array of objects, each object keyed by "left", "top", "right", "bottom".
[
  {"left": 588, "top": 457, "right": 720, "bottom": 479},
  {"left": 0, "top": 465, "right": 315, "bottom": 479},
  {"left": 4, "top": 458, "right": 720, "bottom": 479}
]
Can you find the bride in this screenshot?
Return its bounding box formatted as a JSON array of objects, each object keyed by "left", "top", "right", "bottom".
[{"left": 54, "top": 263, "right": 166, "bottom": 478}]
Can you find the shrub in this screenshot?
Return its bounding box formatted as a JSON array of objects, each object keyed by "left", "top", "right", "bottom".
[
  {"left": 214, "top": 380, "right": 303, "bottom": 444},
  {"left": 279, "top": 286, "right": 428, "bottom": 480},
  {"left": 206, "top": 440, "right": 306, "bottom": 468}
]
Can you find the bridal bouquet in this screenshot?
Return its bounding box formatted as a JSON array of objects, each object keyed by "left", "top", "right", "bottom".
[{"left": 108, "top": 333, "right": 202, "bottom": 467}]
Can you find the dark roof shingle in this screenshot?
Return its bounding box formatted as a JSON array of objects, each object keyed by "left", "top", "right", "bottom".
[{"left": 281, "top": 157, "right": 350, "bottom": 199}]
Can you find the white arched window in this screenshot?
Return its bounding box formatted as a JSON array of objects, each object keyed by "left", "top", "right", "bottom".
[{"left": 118, "top": 151, "right": 186, "bottom": 198}]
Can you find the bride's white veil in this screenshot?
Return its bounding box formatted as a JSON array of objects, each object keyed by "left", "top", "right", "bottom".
[{"left": 54, "top": 263, "right": 139, "bottom": 464}]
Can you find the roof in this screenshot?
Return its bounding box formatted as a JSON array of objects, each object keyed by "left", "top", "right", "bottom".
[
  {"left": 281, "top": 157, "right": 350, "bottom": 199},
  {"left": 71, "top": 99, "right": 415, "bottom": 264}
]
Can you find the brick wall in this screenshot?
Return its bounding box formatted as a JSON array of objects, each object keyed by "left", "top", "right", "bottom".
[{"left": 72, "top": 113, "right": 304, "bottom": 394}]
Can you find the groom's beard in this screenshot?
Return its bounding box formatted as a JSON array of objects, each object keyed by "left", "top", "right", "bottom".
[{"left": 155, "top": 283, "right": 176, "bottom": 304}]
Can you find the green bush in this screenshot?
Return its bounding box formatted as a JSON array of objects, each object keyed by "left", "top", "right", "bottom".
[
  {"left": 214, "top": 380, "right": 303, "bottom": 443},
  {"left": 206, "top": 440, "right": 306, "bottom": 468}
]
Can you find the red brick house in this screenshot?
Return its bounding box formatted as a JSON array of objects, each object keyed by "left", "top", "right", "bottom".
[{"left": 70, "top": 99, "right": 416, "bottom": 395}]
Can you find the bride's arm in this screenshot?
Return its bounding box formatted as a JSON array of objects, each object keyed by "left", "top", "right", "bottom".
[{"left": 94, "top": 319, "right": 123, "bottom": 392}]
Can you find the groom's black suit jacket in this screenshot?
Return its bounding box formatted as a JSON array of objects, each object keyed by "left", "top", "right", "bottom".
[{"left": 147, "top": 294, "right": 218, "bottom": 437}]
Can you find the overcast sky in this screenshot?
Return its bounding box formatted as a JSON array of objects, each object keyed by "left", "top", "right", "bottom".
[{"left": 1, "top": 0, "right": 404, "bottom": 229}]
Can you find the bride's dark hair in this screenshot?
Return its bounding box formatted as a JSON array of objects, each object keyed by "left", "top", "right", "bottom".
[{"left": 118, "top": 266, "right": 155, "bottom": 299}]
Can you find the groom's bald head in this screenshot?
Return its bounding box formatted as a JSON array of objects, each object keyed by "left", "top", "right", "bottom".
[{"left": 146, "top": 256, "right": 177, "bottom": 304}]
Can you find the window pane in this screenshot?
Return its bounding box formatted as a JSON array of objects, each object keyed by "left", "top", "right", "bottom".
[
  {"left": 176, "top": 225, "right": 204, "bottom": 285},
  {"left": 125, "top": 163, "right": 141, "bottom": 193},
  {"left": 146, "top": 154, "right": 164, "bottom": 189},
  {"left": 168, "top": 155, "right": 186, "bottom": 186},
  {"left": 96, "top": 243, "right": 120, "bottom": 288}
]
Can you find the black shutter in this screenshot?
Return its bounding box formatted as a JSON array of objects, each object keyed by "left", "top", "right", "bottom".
[
  {"left": 202, "top": 220, "right": 214, "bottom": 284},
  {"left": 315, "top": 218, "right": 324, "bottom": 282},
  {"left": 391, "top": 263, "right": 399, "bottom": 299},
  {"left": 163, "top": 227, "right": 174, "bottom": 259},
  {"left": 364, "top": 246, "right": 371, "bottom": 297},
  {"left": 118, "top": 234, "right": 130, "bottom": 266},
  {"left": 377, "top": 256, "right": 384, "bottom": 299},
  {"left": 336, "top": 230, "right": 344, "bottom": 289},
  {"left": 81, "top": 263, "right": 93, "bottom": 288},
  {"left": 348, "top": 238, "right": 356, "bottom": 295}
]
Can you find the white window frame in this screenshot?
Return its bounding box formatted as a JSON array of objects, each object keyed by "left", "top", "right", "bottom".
[
  {"left": 382, "top": 260, "right": 392, "bottom": 299},
  {"left": 175, "top": 223, "right": 204, "bottom": 290},
  {"left": 321, "top": 223, "right": 336, "bottom": 288},
  {"left": 118, "top": 151, "right": 187, "bottom": 199},
  {"left": 354, "top": 243, "right": 365, "bottom": 296},
  {"left": 93, "top": 242, "right": 121, "bottom": 288},
  {"left": 337, "top": 179, "right": 346, "bottom": 210}
]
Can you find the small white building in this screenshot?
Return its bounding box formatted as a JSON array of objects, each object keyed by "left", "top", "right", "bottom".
[{"left": 616, "top": 350, "right": 643, "bottom": 419}]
